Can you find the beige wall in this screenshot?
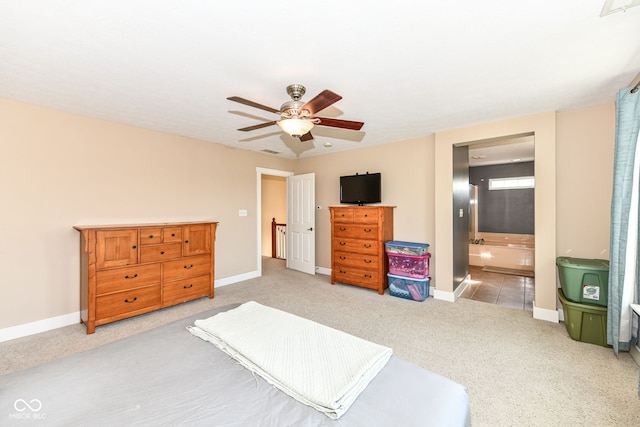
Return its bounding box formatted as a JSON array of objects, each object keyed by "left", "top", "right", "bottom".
[
  {"left": 296, "top": 137, "right": 435, "bottom": 270},
  {"left": 556, "top": 103, "right": 614, "bottom": 259},
  {"left": 261, "top": 175, "right": 286, "bottom": 256},
  {"left": 0, "top": 96, "right": 616, "bottom": 332},
  {"left": 0, "top": 98, "right": 293, "bottom": 329}
]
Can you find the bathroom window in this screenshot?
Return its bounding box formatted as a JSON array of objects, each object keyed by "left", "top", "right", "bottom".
[{"left": 489, "top": 176, "right": 535, "bottom": 190}]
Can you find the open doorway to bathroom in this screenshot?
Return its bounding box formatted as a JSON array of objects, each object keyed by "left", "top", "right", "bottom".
[{"left": 459, "top": 134, "right": 536, "bottom": 311}]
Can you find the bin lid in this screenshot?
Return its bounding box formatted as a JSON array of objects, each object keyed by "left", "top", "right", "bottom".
[
  {"left": 387, "top": 272, "right": 430, "bottom": 282},
  {"left": 385, "top": 240, "right": 429, "bottom": 249},
  {"left": 555, "top": 257, "right": 609, "bottom": 271}
]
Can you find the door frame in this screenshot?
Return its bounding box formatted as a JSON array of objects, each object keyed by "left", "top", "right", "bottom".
[
  {"left": 434, "top": 112, "right": 559, "bottom": 323},
  {"left": 256, "top": 167, "right": 294, "bottom": 277}
]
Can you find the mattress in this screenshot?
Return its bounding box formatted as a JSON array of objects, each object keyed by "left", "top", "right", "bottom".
[
  {"left": 188, "top": 301, "right": 393, "bottom": 419},
  {"left": 0, "top": 304, "right": 470, "bottom": 426}
]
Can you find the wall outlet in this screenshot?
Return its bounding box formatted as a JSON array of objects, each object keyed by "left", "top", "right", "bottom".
[{"left": 239, "top": 209, "right": 247, "bottom": 217}]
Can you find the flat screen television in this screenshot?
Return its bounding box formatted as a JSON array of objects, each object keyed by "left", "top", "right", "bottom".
[{"left": 340, "top": 172, "right": 381, "bottom": 205}]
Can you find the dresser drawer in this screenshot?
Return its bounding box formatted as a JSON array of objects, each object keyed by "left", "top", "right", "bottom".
[
  {"left": 96, "top": 264, "right": 161, "bottom": 295},
  {"left": 353, "top": 209, "right": 380, "bottom": 223},
  {"left": 163, "top": 227, "right": 183, "bottom": 243},
  {"left": 334, "top": 224, "right": 379, "bottom": 240},
  {"left": 163, "top": 254, "right": 211, "bottom": 282},
  {"left": 140, "top": 243, "right": 182, "bottom": 263},
  {"left": 140, "top": 228, "right": 163, "bottom": 246},
  {"left": 163, "top": 274, "right": 211, "bottom": 305},
  {"left": 334, "top": 238, "right": 379, "bottom": 255},
  {"left": 332, "top": 208, "right": 355, "bottom": 223},
  {"left": 333, "top": 268, "right": 380, "bottom": 290},
  {"left": 95, "top": 285, "right": 161, "bottom": 320},
  {"left": 140, "top": 227, "right": 183, "bottom": 245},
  {"left": 334, "top": 251, "right": 379, "bottom": 269}
]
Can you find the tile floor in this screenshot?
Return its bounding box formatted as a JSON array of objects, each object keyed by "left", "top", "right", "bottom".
[{"left": 460, "top": 265, "right": 535, "bottom": 311}]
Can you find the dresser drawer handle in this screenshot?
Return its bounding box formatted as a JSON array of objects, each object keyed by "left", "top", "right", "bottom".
[
  {"left": 339, "top": 227, "right": 346, "bottom": 231},
  {"left": 171, "top": 233, "right": 176, "bottom": 237},
  {"left": 364, "top": 259, "right": 372, "bottom": 263},
  {"left": 183, "top": 284, "right": 194, "bottom": 289},
  {"left": 124, "top": 274, "right": 138, "bottom": 279},
  {"left": 160, "top": 251, "right": 165, "bottom": 255},
  {"left": 339, "top": 256, "right": 346, "bottom": 260},
  {"left": 132, "top": 245, "right": 137, "bottom": 249},
  {"left": 149, "top": 235, "right": 154, "bottom": 239},
  {"left": 363, "top": 244, "right": 372, "bottom": 248},
  {"left": 339, "top": 242, "right": 346, "bottom": 246},
  {"left": 184, "top": 264, "right": 194, "bottom": 269},
  {"left": 364, "top": 274, "right": 372, "bottom": 279},
  {"left": 364, "top": 228, "right": 372, "bottom": 232},
  {"left": 124, "top": 297, "right": 138, "bottom": 303},
  {"left": 339, "top": 270, "right": 347, "bottom": 274},
  {"left": 185, "top": 240, "right": 189, "bottom": 243}
]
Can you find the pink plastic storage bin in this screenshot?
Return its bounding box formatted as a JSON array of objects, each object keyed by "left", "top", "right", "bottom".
[{"left": 387, "top": 253, "right": 430, "bottom": 278}]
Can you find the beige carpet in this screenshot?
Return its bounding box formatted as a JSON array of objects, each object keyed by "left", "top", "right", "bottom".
[{"left": 1, "top": 257, "right": 638, "bottom": 426}]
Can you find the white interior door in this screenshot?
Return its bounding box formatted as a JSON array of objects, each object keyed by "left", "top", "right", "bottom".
[{"left": 286, "top": 173, "right": 316, "bottom": 275}]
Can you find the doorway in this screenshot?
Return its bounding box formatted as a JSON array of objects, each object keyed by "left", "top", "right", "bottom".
[
  {"left": 459, "top": 134, "right": 536, "bottom": 311},
  {"left": 255, "top": 168, "right": 316, "bottom": 277},
  {"left": 256, "top": 168, "right": 293, "bottom": 277},
  {"left": 434, "top": 112, "right": 558, "bottom": 322}
]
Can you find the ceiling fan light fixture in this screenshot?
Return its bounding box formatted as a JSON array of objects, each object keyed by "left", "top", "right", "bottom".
[{"left": 277, "top": 118, "right": 315, "bottom": 137}]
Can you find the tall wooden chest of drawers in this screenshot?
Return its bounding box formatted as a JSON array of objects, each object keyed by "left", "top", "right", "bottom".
[
  {"left": 74, "top": 221, "right": 217, "bottom": 334},
  {"left": 329, "top": 206, "right": 394, "bottom": 295}
]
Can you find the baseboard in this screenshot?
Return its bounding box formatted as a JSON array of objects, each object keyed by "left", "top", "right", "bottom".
[
  {"left": 0, "top": 311, "right": 80, "bottom": 343},
  {"left": 215, "top": 270, "right": 259, "bottom": 287},
  {"left": 433, "top": 288, "right": 456, "bottom": 302},
  {"left": 0, "top": 271, "right": 261, "bottom": 343},
  {"left": 434, "top": 275, "right": 470, "bottom": 303},
  {"left": 316, "top": 266, "right": 331, "bottom": 275},
  {"left": 533, "top": 302, "right": 560, "bottom": 323}
]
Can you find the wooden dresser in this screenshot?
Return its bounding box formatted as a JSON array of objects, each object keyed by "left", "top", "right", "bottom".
[
  {"left": 329, "top": 206, "right": 394, "bottom": 295},
  {"left": 74, "top": 221, "right": 217, "bottom": 334}
]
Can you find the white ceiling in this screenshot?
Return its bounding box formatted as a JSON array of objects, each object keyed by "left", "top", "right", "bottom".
[{"left": 1, "top": 1, "right": 639, "bottom": 159}]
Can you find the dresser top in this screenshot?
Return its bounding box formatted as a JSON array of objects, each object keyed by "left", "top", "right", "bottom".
[
  {"left": 73, "top": 220, "right": 218, "bottom": 231},
  {"left": 329, "top": 205, "right": 396, "bottom": 209}
]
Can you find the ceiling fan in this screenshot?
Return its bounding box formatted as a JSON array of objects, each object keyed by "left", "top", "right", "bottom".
[{"left": 227, "top": 84, "right": 364, "bottom": 142}]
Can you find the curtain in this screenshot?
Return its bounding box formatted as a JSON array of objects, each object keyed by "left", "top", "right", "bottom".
[{"left": 607, "top": 85, "right": 640, "bottom": 393}]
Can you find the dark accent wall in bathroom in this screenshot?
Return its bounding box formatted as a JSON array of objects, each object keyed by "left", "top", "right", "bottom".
[{"left": 469, "top": 161, "right": 534, "bottom": 234}]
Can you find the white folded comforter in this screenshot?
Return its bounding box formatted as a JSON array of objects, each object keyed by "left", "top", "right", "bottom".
[{"left": 188, "top": 301, "right": 392, "bottom": 419}]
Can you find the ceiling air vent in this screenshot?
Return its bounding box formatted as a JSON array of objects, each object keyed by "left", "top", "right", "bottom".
[{"left": 261, "top": 149, "right": 280, "bottom": 155}]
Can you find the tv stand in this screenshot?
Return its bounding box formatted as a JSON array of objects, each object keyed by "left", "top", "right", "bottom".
[{"left": 329, "top": 206, "right": 395, "bottom": 295}]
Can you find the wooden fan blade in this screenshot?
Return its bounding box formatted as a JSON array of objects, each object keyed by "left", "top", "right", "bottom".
[
  {"left": 238, "top": 121, "right": 277, "bottom": 132},
  {"left": 315, "top": 117, "right": 364, "bottom": 131},
  {"left": 227, "top": 96, "right": 280, "bottom": 114},
  {"left": 299, "top": 132, "right": 314, "bottom": 142},
  {"left": 300, "top": 90, "right": 342, "bottom": 115}
]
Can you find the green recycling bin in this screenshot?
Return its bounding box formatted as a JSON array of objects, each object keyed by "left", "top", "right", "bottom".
[
  {"left": 558, "top": 288, "right": 609, "bottom": 347},
  {"left": 556, "top": 257, "right": 609, "bottom": 307}
]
